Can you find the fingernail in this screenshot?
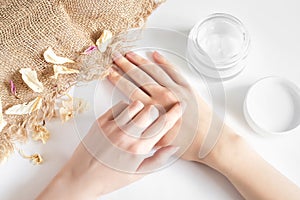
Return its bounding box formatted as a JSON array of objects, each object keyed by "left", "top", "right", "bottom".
[
  {"left": 133, "top": 100, "right": 144, "bottom": 109},
  {"left": 180, "top": 101, "right": 187, "bottom": 113},
  {"left": 149, "top": 105, "right": 159, "bottom": 121},
  {"left": 126, "top": 51, "right": 136, "bottom": 57},
  {"left": 168, "top": 146, "right": 180, "bottom": 156},
  {"left": 108, "top": 68, "right": 118, "bottom": 77},
  {"left": 153, "top": 51, "right": 162, "bottom": 59},
  {"left": 112, "top": 51, "right": 122, "bottom": 61}
]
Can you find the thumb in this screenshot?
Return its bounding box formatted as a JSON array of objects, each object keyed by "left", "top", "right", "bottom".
[{"left": 137, "top": 146, "right": 179, "bottom": 173}]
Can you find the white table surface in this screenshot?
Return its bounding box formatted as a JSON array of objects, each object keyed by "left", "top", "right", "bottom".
[{"left": 1, "top": 0, "right": 300, "bottom": 199}]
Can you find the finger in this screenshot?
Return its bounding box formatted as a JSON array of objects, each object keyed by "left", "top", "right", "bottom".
[
  {"left": 114, "top": 100, "right": 144, "bottom": 126},
  {"left": 155, "top": 119, "right": 182, "bottom": 148},
  {"left": 123, "top": 105, "right": 159, "bottom": 137},
  {"left": 99, "top": 100, "right": 128, "bottom": 122},
  {"left": 125, "top": 51, "right": 177, "bottom": 88},
  {"left": 142, "top": 103, "right": 183, "bottom": 146},
  {"left": 137, "top": 146, "right": 179, "bottom": 172},
  {"left": 107, "top": 68, "right": 150, "bottom": 101},
  {"left": 152, "top": 51, "right": 189, "bottom": 87},
  {"left": 113, "top": 53, "right": 159, "bottom": 93}
]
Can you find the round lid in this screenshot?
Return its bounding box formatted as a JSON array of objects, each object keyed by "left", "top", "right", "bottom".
[{"left": 244, "top": 77, "right": 300, "bottom": 135}]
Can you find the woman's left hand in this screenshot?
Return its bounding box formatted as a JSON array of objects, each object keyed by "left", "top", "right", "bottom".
[{"left": 36, "top": 100, "right": 182, "bottom": 200}]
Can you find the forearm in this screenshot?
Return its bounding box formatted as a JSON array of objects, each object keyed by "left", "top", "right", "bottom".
[
  {"left": 36, "top": 163, "right": 99, "bottom": 200},
  {"left": 204, "top": 128, "right": 300, "bottom": 200}
]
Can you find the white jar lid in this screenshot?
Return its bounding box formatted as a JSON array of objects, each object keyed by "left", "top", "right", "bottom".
[{"left": 244, "top": 77, "right": 300, "bottom": 135}]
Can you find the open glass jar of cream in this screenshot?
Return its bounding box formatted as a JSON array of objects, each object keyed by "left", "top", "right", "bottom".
[{"left": 187, "top": 13, "right": 251, "bottom": 80}]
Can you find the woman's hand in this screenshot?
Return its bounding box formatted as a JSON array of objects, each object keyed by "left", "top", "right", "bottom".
[
  {"left": 109, "top": 52, "right": 300, "bottom": 200},
  {"left": 36, "top": 101, "right": 182, "bottom": 200},
  {"left": 108, "top": 51, "right": 217, "bottom": 163}
]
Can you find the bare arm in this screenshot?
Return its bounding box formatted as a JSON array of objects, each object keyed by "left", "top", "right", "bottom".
[
  {"left": 110, "top": 51, "right": 300, "bottom": 200},
  {"left": 201, "top": 129, "right": 300, "bottom": 200}
]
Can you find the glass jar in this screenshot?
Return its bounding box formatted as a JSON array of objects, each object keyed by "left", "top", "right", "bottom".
[{"left": 187, "top": 13, "right": 251, "bottom": 80}]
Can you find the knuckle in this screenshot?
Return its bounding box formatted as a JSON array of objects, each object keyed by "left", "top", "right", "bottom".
[
  {"left": 128, "top": 143, "right": 142, "bottom": 154},
  {"left": 161, "top": 90, "right": 176, "bottom": 100}
]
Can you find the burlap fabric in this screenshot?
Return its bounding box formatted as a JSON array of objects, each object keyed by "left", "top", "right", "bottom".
[{"left": 0, "top": 0, "right": 163, "bottom": 162}]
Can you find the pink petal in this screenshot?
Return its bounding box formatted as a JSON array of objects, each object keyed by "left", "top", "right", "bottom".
[
  {"left": 82, "top": 46, "right": 98, "bottom": 55},
  {"left": 10, "top": 80, "right": 17, "bottom": 96}
]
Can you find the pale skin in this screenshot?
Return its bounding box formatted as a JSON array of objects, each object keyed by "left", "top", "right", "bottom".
[{"left": 37, "top": 52, "right": 300, "bottom": 200}]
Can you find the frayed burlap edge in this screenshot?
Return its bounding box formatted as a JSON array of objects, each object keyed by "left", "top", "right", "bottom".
[{"left": 0, "top": 0, "right": 165, "bottom": 163}]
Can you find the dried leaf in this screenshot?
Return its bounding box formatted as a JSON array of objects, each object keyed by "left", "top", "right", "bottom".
[
  {"left": 19, "top": 68, "right": 44, "bottom": 93},
  {"left": 32, "top": 125, "right": 50, "bottom": 144},
  {"left": 19, "top": 150, "right": 43, "bottom": 165},
  {"left": 81, "top": 46, "right": 98, "bottom": 55},
  {"left": 0, "top": 98, "right": 7, "bottom": 132},
  {"left": 44, "top": 47, "right": 75, "bottom": 65},
  {"left": 5, "top": 96, "right": 43, "bottom": 115},
  {"left": 96, "top": 30, "right": 113, "bottom": 53},
  {"left": 51, "top": 65, "right": 80, "bottom": 79}
]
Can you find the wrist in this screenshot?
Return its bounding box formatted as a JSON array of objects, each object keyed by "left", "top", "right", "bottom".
[
  {"left": 201, "top": 126, "right": 247, "bottom": 175},
  {"left": 36, "top": 165, "right": 100, "bottom": 200}
]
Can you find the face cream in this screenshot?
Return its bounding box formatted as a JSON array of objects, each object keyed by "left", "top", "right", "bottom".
[{"left": 187, "top": 13, "right": 250, "bottom": 80}]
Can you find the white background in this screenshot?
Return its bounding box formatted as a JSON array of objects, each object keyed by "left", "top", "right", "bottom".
[{"left": 1, "top": 0, "right": 300, "bottom": 199}]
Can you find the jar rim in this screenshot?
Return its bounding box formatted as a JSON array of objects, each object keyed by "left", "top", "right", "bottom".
[{"left": 188, "top": 13, "right": 251, "bottom": 69}]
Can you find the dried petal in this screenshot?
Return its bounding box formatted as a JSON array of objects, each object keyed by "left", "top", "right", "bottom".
[
  {"left": 96, "top": 30, "right": 113, "bottom": 53},
  {"left": 0, "top": 98, "right": 7, "bottom": 132},
  {"left": 32, "top": 125, "right": 50, "bottom": 144},
  {"left": 58, "top": 95, "right": 88, "bottom": 122},
  {"left": 73, "top": 98, "right": 89, "bottom": 114},
  {"left": 59, "top": 107, "right": 74, "bottom": 123},
  {"left": 154, "top": 0, "right": 166, "bottom": 4},
  {"left": 81, "top": 46, "right": 98, "bottom": 55},
  {"left": 51, "top": 65, "right": 80, "bottom": 79},
  {"left": 10, "top": 80, "right": 18, "bottom": 97},
  {"left": 44, "top": 47, "right": 75, "bottom": 65},
  {"left": 19, "top": 150, "right": 43, "bottom": 165},
  {"left": 5, "top": 96, "right": 43, "bottom": 115},
  {"left": 19, "top": 68, "right": 44, "bottom": 93}
]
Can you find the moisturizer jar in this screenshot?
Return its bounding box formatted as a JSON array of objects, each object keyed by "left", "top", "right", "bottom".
[{"left": 187, "top": 13, "right": 251, "bottom": 80}]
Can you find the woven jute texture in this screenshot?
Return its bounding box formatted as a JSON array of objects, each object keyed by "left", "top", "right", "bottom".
[{"left": 0, "top": 0, "right": 162, "bottom": 162}]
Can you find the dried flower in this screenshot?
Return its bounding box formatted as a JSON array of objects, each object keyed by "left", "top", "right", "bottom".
[
  {"left": 51, "top": 65, "right": 80, "bottom": 79},
  {"left": 58, "top": 95, "right": 88, "bottom": 123},
  {"left": 73, "top": 98, "right": 89, "bottom": 114},
  {"left": 59, "top": 107, "right": 74, "bottom": 123},
  {"left": 19, "top": 68, "right": 44, "bottom": 93},
  {"left": 0, "top": 98, "right": 7, "bottom": 132},
  {"left": 0, "top": 136, "right": 13, "bottom": 163},
  {"left": 81, "top": 46, "right": 98, "bottom": 55},
  {"left": 96, "top": 30, "right": 113, "bottom": 53},
  {"left": 44, "top": 47, "right": 75, "bottom": 65},
  {"left": 32, "top": 125, "right": 50, "bottom": 144},
  {"left": 19, "top": 150, "right": 43, "bottom": 165},
  {"left": 5, "top": 96, "right": 43, "bottom": 115}
]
